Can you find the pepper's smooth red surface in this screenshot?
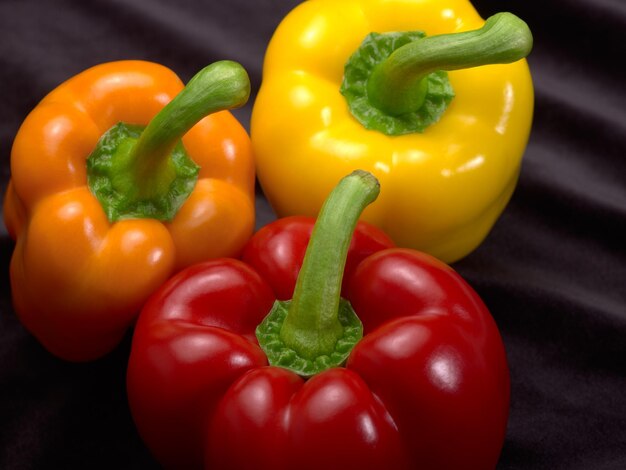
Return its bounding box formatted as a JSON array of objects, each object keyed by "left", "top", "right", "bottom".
[{"left": 127, "top": 217, "right": 509, "bottom": 470}]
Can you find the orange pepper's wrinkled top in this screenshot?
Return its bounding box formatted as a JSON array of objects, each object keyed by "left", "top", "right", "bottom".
[{"left": 3, "top": 61, "right": 255, "bottom": 361}]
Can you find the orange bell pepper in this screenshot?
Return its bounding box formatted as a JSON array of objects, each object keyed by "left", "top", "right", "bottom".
[{"left": 3, "top": 60, "right": 255, "bottom": 361}]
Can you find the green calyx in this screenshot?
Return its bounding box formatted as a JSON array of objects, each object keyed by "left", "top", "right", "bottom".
[
  {"left": 257, "top": 299, "right": 363, "bottom": 377},
  {"left": 87, "top": 60, "right": 250, "bottom": 222},
  {"left": 87, "top": 123, "right": 199, "bottom": 221},
  {"left": 341, "top": 12, "right": 533, "bottom": 136},
  {"left": 256, "top": 170, "right": 380, "bottom": 377},
  {"left": 341, "top": 31, "right": 454, "bottom": 136}
]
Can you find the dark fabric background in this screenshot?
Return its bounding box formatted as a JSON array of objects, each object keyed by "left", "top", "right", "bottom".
[{"left": 0, "top": 0, "right": 624, "bottom": 468}]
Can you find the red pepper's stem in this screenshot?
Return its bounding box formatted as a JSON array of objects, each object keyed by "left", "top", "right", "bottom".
[
  {"left": 256, "top": 171, "right": 380, "bottom": 376},
  {"left": 279, "top": 171, "right": 379, "bottom": 359},
  {"left": 367, "top": 12, "right": 533, "bottom": 116}
]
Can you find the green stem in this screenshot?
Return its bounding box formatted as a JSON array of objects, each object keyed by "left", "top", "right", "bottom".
[
  {"left": 87, "top": 61, "right": 250, "bottom": 222},
  {"left": 279, "top": 170, "right": 380, "bottom": 359},
  {"left": 367, "top": 12, "right": 533, "bottom": 116},
  {"left": 130, "top": 60, "right": 250, "bottom": 197}
]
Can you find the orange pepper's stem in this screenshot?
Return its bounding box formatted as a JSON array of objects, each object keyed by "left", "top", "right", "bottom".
[
  {"left": 130, "top": 61, "right": 250, "bottom": 198},
  {"left": 87, "top": 61, "right": 250, "bottom": 222}
]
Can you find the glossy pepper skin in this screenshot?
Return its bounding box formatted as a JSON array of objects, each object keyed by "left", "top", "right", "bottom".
[
  {"left": 3, "top": 61, "right": 255, "bottom": 361},
  {"left": 127, "top": 208, "right": 509, "bottom": 469},
  {"left": 251, "top": 0, "right": 534, "bottom": 262}
]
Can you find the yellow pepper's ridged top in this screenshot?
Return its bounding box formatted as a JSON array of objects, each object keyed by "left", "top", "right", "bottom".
[{"left": 252, "top": 0, "right": 533, "bottom": 262}]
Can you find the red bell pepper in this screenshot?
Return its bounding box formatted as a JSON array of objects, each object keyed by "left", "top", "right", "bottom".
[{"left": 127, "top": 170, "right": 509, "bottom": 469}]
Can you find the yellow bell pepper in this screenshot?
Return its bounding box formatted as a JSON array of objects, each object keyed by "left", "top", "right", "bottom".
[{"left": 251, "top": 0, "right": 534, "bottom": 262}]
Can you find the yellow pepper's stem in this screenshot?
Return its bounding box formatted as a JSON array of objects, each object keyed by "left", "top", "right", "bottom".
[{"left": 367, "top": 12, "right": 533, "bottom": 116}]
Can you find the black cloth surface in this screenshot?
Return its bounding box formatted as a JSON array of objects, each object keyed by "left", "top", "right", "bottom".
[{"left": 0, "top": 0, "right": 624, "bottom": 468}]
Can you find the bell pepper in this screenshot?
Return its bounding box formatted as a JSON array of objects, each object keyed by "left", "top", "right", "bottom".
[
  {"left": 251, "top": 0, "right": 534, "bottom": 262},
  {"left": 3, "top": 60, "right": 255, "bottom": 361},
  {"left": 127, "top": 170, "right": 509, "bottom": 469}
]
